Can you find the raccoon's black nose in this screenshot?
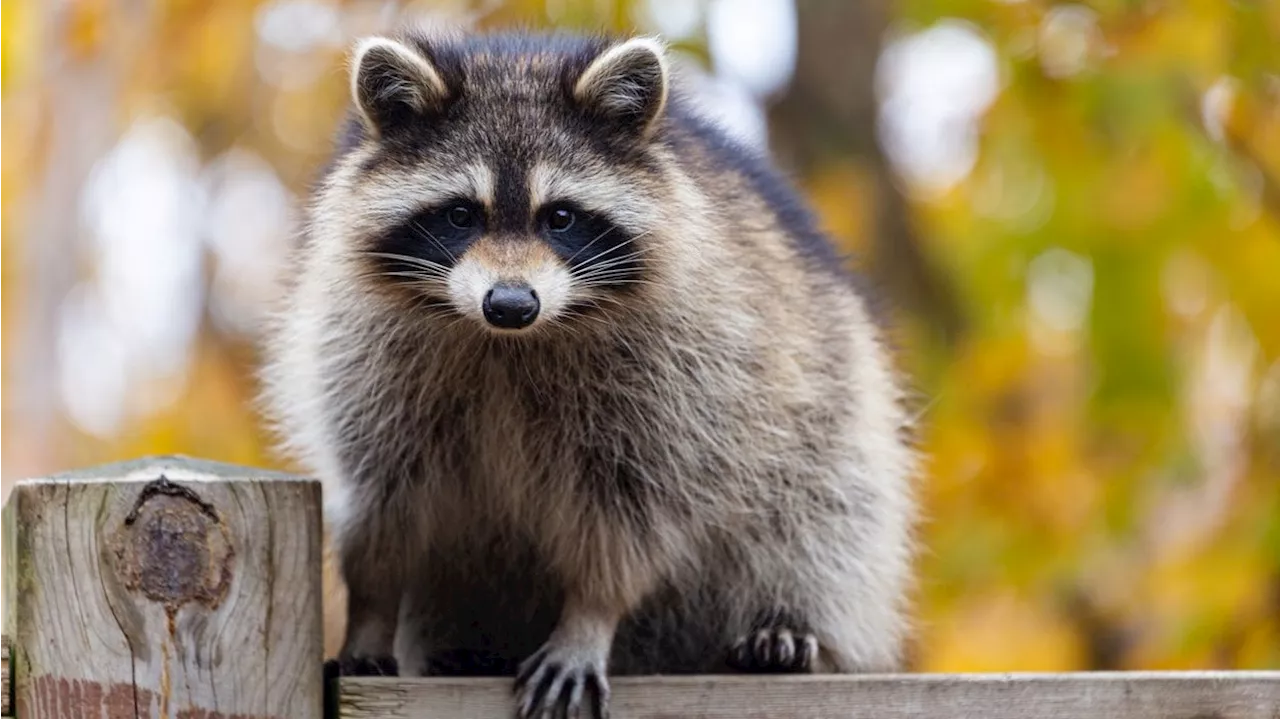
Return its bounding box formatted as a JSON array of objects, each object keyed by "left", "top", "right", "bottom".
[{"left": 483, "top": 284, "right": 540, "bottom": 329}]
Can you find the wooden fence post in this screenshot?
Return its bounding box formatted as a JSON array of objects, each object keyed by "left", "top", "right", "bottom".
[
  {"left": 3, "top": 636, "right": 10, "bottom": 717},
  {"left": 2, "top": 456, "right": 324, "bottom": 719}
]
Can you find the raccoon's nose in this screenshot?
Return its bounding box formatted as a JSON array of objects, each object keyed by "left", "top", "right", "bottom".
[{"left": 482, "top": 283, "right": 540, "bottom": 329}]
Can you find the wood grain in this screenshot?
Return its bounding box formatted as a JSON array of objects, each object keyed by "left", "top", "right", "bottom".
[
  {"left": 2, "top": 635, "right": 10, "bottom": 717},
  {"left": 3, "top": 455, "right": 324, "bottom": 719},
  {"left": 339, "top": 671, "right": 1280, "bottom": 719},
  {"left": 1, "top": 486, "right": 12, "bottom": 716}
]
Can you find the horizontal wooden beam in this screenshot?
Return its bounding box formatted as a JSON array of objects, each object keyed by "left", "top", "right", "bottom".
[{"left": 339, "top": 671, "right": 1280, "bottom": 719}]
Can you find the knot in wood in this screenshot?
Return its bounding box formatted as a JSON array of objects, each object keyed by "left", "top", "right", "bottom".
[{"left": 114, "top": 477, "right": 234, "bottom": 611}]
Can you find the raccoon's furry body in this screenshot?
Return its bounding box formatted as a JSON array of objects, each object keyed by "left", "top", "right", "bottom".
[{"left": 260, "top": 28, "right": 915, "bottom": 716}]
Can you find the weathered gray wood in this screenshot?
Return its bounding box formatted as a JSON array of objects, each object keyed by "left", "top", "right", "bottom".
[
  {"left": 3, "top": 635, "right": 10, "bottom": 716},
  {"left": 1, "top": 481, "right": 13, "bottom": 716},
  {"left": 339, "top": 672, "right": 1280, "bottom": 719},
  {"left": 3, "top": 455, "right": 324, "bottom": 718}
]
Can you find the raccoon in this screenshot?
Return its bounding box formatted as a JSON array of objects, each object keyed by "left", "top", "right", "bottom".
[{"left": 260, "top": 28, "right": 916, "bottom": 719}]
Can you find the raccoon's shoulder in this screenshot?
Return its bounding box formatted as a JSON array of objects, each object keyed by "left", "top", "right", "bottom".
[{"left": 662, "top": 96, "right": 873, "bottom": 293}]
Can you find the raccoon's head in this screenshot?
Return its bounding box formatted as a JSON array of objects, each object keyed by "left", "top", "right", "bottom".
[{"left": 318, "top": 31, "right": 701, "bottom": 335}]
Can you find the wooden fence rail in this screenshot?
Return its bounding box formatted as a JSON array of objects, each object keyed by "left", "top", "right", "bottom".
[
  {"left": 339, "top": 673, "right": 1280, "bottom": 719},
  {"left": 3, "top": 456, "right": 1278, "bottom": 718}
]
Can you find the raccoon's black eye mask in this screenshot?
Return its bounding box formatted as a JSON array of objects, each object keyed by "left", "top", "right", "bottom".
[
  {"left": 534, "top": 203, "right": 643, "bottom": 284},
  {"left": 374, "top": 198, "right": 643, "bottom": 289},
  {"left": 377, "top": 199, "right": 485, "bottom": 272}
]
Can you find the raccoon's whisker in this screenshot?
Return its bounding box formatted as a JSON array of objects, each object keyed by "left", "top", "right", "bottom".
[
  {"left": 557, "top": 303, "right": 600, "bottom": 322},
  {"left": 353, "top": 269, "right": 446, "bottom": 288},
  {"left": 582, "top": 231, "right": 651, "bottom": 258},
  {"left": 361, "top": 251, "right": 453, "bottom": 276},
  {"left": 574, "top": 274, "right": 660, "bottom": 288},
  {"left": 549, "top": 296, "right": 616, "bottom": 329},
  {"left": 568, "top": 232, "right": 653, "bottom": 274},
  {"left": 356, "top": 265, "right": 453, "bottom": 306},
  {"left": 378, "top": 270, "right": 450, "bottom": 283},
  {"left": 362, "top": 250, "right": 449, "bottom": 267},
  {"left": 576, "top": 282, "right": 659, "bottom": 294},
  {"left": 404, "top": 288, "right": 450, "bottom": 305},
  {"left": 573, "top": 294, "right": 621, "bottom": 312},
  {"left": 573, "top": 265, "right": 647, "bottom": 284},
  {"left": 369, "top": 276, "right": 450, "bottom": 294},
  {"left": 566, "top": 226, "right": 617, "bottom": 265},
  {"left": 573, "top": 277, "right": 654, "bottom": 289},
  {"left": 406, "top": 281, "right": 453, "bottom": 301},
  {"left": 574, "top": 249, "right": 651, "bottom": 274},
  {"left": 572, "top": 250, "right": 652, "bottom": 281},
  {"left": 406, "top": 294, "right": 440, "bottom": 316},
  {"left": 573, "top": 236, "right": 651, "bottom": 264},
  {"left": 618, "top": 229, "right": 654, "bottom": 245},
  {"left": 581, "top": 311, "right": 618, "bottom": 331},
  {"left": 553, "top": 310, "right": 611, "bottom": 336},
  {"left": 409, "top": 221, "right": 458, "bottom": 264},
  {"left": 575, "top": 299, "right": 637, "bottom": 327}
]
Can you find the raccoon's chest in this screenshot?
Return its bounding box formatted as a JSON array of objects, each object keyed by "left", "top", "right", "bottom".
[
  {"left": 439, "top": 349, "right": 659, "bottom": 495},
  {"left": 445, "top": 356, "right": 584, "bottom": 496},
  {"left": 412, "top": 338, "right": 732, "bottom": 513}
]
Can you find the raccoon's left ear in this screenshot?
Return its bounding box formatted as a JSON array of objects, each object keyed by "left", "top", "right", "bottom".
[{"left": 573, "top": 37, "right": 669, "bottom": 137}]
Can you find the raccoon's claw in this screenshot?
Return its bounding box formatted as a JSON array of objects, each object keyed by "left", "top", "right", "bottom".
[
  {"left": 514, "top": 643, "right": 610, "bottom": 719},
  {"left": 727, "top": 627, "right": 819, "bottom": 673},
  {"left": 327, "top": 653, "right": 399, "bottom": 677}
]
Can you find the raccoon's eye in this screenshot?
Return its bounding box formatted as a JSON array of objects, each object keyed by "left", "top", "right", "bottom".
[
  {"left": 546, "top": 208, "right": 576, "bottom": 232},
  {"left": 447, "top": 206, "right": 475, "bottom": 229}
]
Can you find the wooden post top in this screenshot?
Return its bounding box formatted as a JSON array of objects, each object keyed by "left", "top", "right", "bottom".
[
  {"left": 3, "top": 455, "right": 324, "bottom": 719},
  {"left": 11, "top": 454, "right": 305, "bottom": 484}
]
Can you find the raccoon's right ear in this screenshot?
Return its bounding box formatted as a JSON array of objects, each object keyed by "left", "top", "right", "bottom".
[{"left": 351, "top": 37, "right": 449, "bottom": 138}]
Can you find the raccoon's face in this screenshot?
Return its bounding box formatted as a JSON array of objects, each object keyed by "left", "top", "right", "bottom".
[{"left": 328, "top": 32, "right": 681, "bottom": 335}]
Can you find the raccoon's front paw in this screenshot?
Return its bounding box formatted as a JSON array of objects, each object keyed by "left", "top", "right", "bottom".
[
  {"left": 513, "top": 640, "right": 610, "bottom": 719},
  {"left": 727, "top": 626, "right": 819, "bottom": 673},
  {"left": 325, "top": 653, "right": 399, "bottom": 677}
]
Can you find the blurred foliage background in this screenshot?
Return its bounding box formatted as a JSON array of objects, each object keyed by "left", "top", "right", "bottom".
[{"left": 2, "top": 0, "right": 1279, "bottom": 671}]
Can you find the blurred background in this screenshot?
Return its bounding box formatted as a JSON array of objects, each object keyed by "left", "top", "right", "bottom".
[{"left": 2, "top": 0, "right": 1279, "bottom": 671}]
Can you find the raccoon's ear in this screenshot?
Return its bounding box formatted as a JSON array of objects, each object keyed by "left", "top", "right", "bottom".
[
  {"left": 573, "top": 37, "right": 669, "bottom": 136},
  {"left": 351, "top": 36, "right": 449, "bottom": 138}
]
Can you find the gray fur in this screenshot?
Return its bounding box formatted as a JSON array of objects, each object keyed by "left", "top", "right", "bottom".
[{"left": 259, "top": 27, "right": 917, "bottom": 712}]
